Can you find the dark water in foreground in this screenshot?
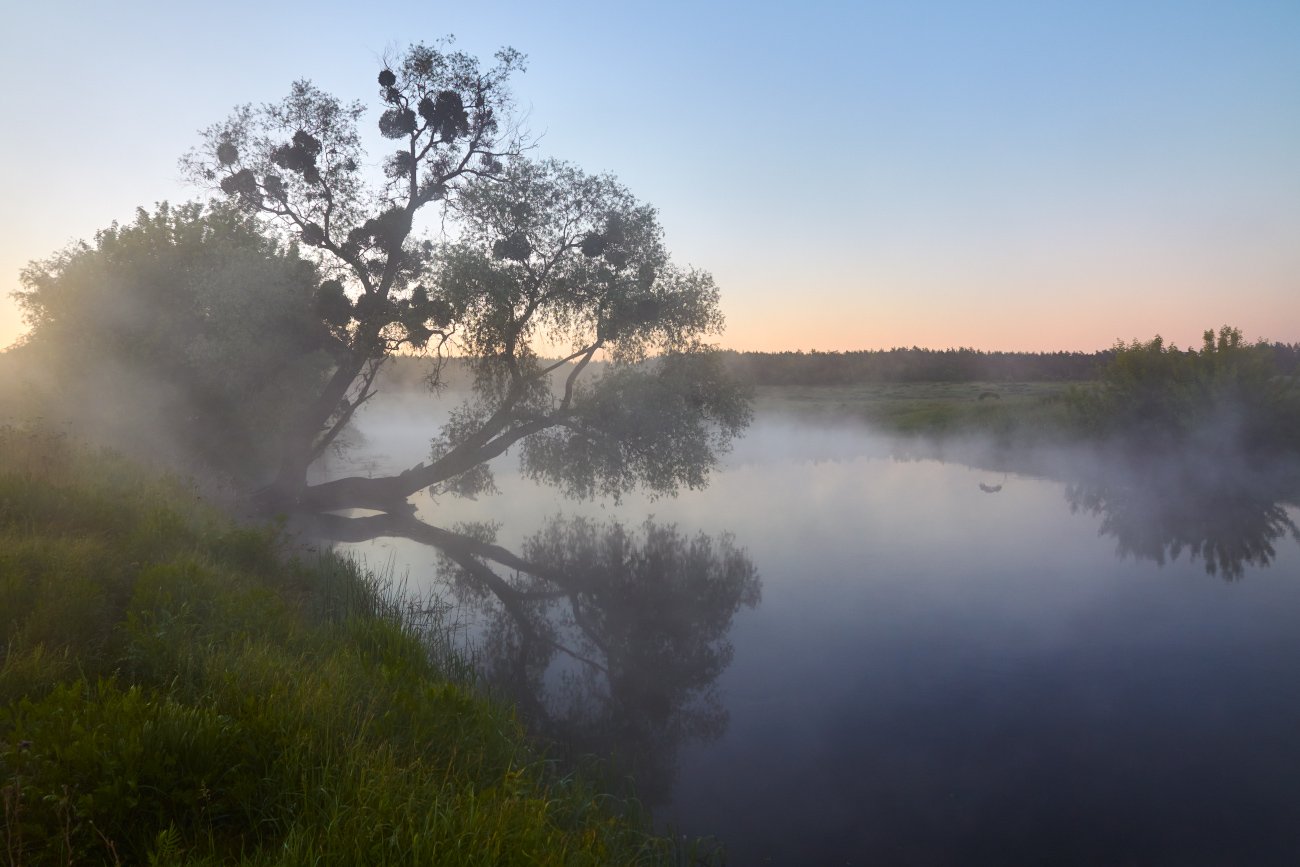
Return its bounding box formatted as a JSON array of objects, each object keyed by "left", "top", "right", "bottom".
[{"left": 323, "top": 408, "right": 1300, "bottom": 865}]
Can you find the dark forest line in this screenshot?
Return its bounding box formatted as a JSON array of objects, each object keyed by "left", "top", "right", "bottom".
[{"left": 718, "top": 344, "right": 1300, "bottom": 386}]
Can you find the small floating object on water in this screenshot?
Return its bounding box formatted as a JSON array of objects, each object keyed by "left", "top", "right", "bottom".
[
  {"left": 978, "top": 391, "right": 1001, "bottom": 400},
  {"left": 979, "top": 483, "right": 1003, "bottom": 493}
]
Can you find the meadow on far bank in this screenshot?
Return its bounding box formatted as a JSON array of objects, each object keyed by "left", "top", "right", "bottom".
[
  {"left": 751, "top": 380, "right": 1075, "bottom": 439},
  {"left": 730, "top": 330, "right": 1300, "bottom": 454}
]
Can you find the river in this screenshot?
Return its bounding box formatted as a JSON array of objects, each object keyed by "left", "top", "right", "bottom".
[{"left": 318, "top": 400, "right": 1300, "bottom": 865}]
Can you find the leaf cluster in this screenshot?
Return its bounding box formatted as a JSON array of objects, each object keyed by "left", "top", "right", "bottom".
[
  {"left": 12, "top": 202, "right": 332, "bottom": 483},
  {"left": 446, "top": 159, "right": 723, "bottom": 364},
  {"left": 1066, "top": 326, "right": 1300, "bottom": 453},
  {"left": 520, "top": 352, "right": 753, "bottom": 501},
  {"left": 25, "top": 40, "right": 751, "bottom": 511},
  {"left": 183, "top": 42, "right": 526, "bottom": 361}
]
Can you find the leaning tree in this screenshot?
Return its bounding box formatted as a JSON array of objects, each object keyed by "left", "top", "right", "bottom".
[{"left": 184, "top": 40, "right": 749, "bottom": 514}]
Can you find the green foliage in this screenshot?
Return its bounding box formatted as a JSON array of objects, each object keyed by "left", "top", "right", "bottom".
[
  {"left": 12, "top": 202, "right": 333, "bottom": 483},
  {"left": 183, "top": 41, "right": 526, "bottom": 353},
  {"left": 170, "top": 44, "right": 750, "bottom": 511},
  {"left": 0, "top": 428, "right": 690, "bottom": 865},
  {"left": 725, "top": 347, "right": 1111, "bottom": 384},
  {"left": 521, "top": 351, "right": 752, "bottom": 500},
  {"left": 1066, "top": 326, "right": 1300, "bottom": 452},
  {"left": 13, "top": 43, "right": 751, "bottom": 516},
  {"left": 395, "top": 159, "right": 748, "bottom": 506},
  {"left": 3, "top": 681, "right": 263, "bottom": 863},
  {"left": 446, "top": 159, "right": 726, "bottom": 365}
]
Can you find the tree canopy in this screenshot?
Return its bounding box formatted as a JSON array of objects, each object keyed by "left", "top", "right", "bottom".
[
  {"left": 12, "top": 202, "right": 329, "bottom": 483},
  {"left": 13, "top": 39, "right": 750, "bottom": 514},
  {"left": 178, "top": 39, "right": 749, "bottom": 513},
  {"left": 1065, "top": 326, "right": 1300, "bottom": 453}
]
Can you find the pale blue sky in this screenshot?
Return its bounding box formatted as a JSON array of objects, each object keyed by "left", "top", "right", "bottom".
[{"left": 3, "top": 0, "right": 1297, "bottom": 351}]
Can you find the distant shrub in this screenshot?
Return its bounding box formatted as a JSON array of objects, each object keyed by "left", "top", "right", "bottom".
[{"left": 1066, "top": 326, "right": 1300, "bottom": 453}]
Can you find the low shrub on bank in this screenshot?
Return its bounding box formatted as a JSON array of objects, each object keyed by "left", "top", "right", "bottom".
[
  {"left": 0, "top": 427, "right": 681, "bottom": 865},
  {"left": 1065, "top": 327, "right": 1300, "bottom": 453}
]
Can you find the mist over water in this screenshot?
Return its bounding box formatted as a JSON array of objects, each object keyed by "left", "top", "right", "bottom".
[{"left": 317, "top": 393, "right": 1300, "bottom": 865}]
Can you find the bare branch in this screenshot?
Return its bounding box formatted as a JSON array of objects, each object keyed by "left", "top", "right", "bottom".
[
  {"left": 309, "top": 358, "right": 385, "bottom": 462},
  {"left": 561, "top": 343, "right": 600, "bottom": 410}
]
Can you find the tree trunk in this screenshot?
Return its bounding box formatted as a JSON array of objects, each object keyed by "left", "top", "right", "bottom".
[{"left": 256, "top": 353, "right": 370, "bottom": 511}]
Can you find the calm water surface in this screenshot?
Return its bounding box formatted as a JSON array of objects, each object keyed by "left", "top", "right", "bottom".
[{"left": 321, "top": 404, "right": 1300, "bottom": 865}]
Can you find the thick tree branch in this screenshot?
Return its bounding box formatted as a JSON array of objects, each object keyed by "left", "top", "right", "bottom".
[
  {"left": 295, "top": 404, "right": 571, "bottom": 512},
  {"left": 309, "top": 358, "right": 384, "bottom": 463},
  {"left": 561, "top": 344, "right": 600, "bottom": 410},
  {"left": 539, "top": 344, "right": 601, "bottom": 378}
]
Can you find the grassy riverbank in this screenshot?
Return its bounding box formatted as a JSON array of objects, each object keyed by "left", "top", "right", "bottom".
[
  {"left": 0, "top": 427, "right": 690, "bottom": 865},
  {"left": 754, "top": 381, "right": 1078, "bottom": 439}
]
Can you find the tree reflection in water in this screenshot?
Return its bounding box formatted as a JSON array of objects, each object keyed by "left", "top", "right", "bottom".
[
  {"left": 309, "top": 509, "right": 759, "bottom": 805},
  {"left": 1065, "top": 459, "right": 1300, "bottom": 580}
]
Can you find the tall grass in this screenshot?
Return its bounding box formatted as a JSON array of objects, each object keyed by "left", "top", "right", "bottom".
[{"left": 0, "top": 425, "right": 692, "bottom": 865}]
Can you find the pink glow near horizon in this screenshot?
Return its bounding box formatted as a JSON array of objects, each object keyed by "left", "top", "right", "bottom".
[{"left": 2, "top": 2, "right": 1297, "bottom": 359}]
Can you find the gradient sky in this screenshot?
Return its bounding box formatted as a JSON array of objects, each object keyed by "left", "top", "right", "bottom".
[{"left": 2, "top": 0, "right": 1297, "bottom": 352}]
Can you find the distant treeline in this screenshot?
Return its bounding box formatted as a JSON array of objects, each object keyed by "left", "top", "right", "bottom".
[
  {"left": 316, "top": 343, "right": 1300, "bottom": 394},
  {"left": 721, "top": 344, "right": 1300, "bottom": 385}
]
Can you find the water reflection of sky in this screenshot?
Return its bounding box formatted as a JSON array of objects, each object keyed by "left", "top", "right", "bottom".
[
  {"left": 325, "top": 404, "right": 1300, "bottom": 865},
  {"left": 673, "top": 460, "right": 1300, "bottom": 864}
]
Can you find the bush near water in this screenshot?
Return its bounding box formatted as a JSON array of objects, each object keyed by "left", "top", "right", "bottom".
[{"left": 1064, "top": 326, "right": 1300, "bottom": 453}]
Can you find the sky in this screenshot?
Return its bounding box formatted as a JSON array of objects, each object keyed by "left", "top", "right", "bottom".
[{"left": 2, "top": 0, "right": 1297, "bottom": 353}]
